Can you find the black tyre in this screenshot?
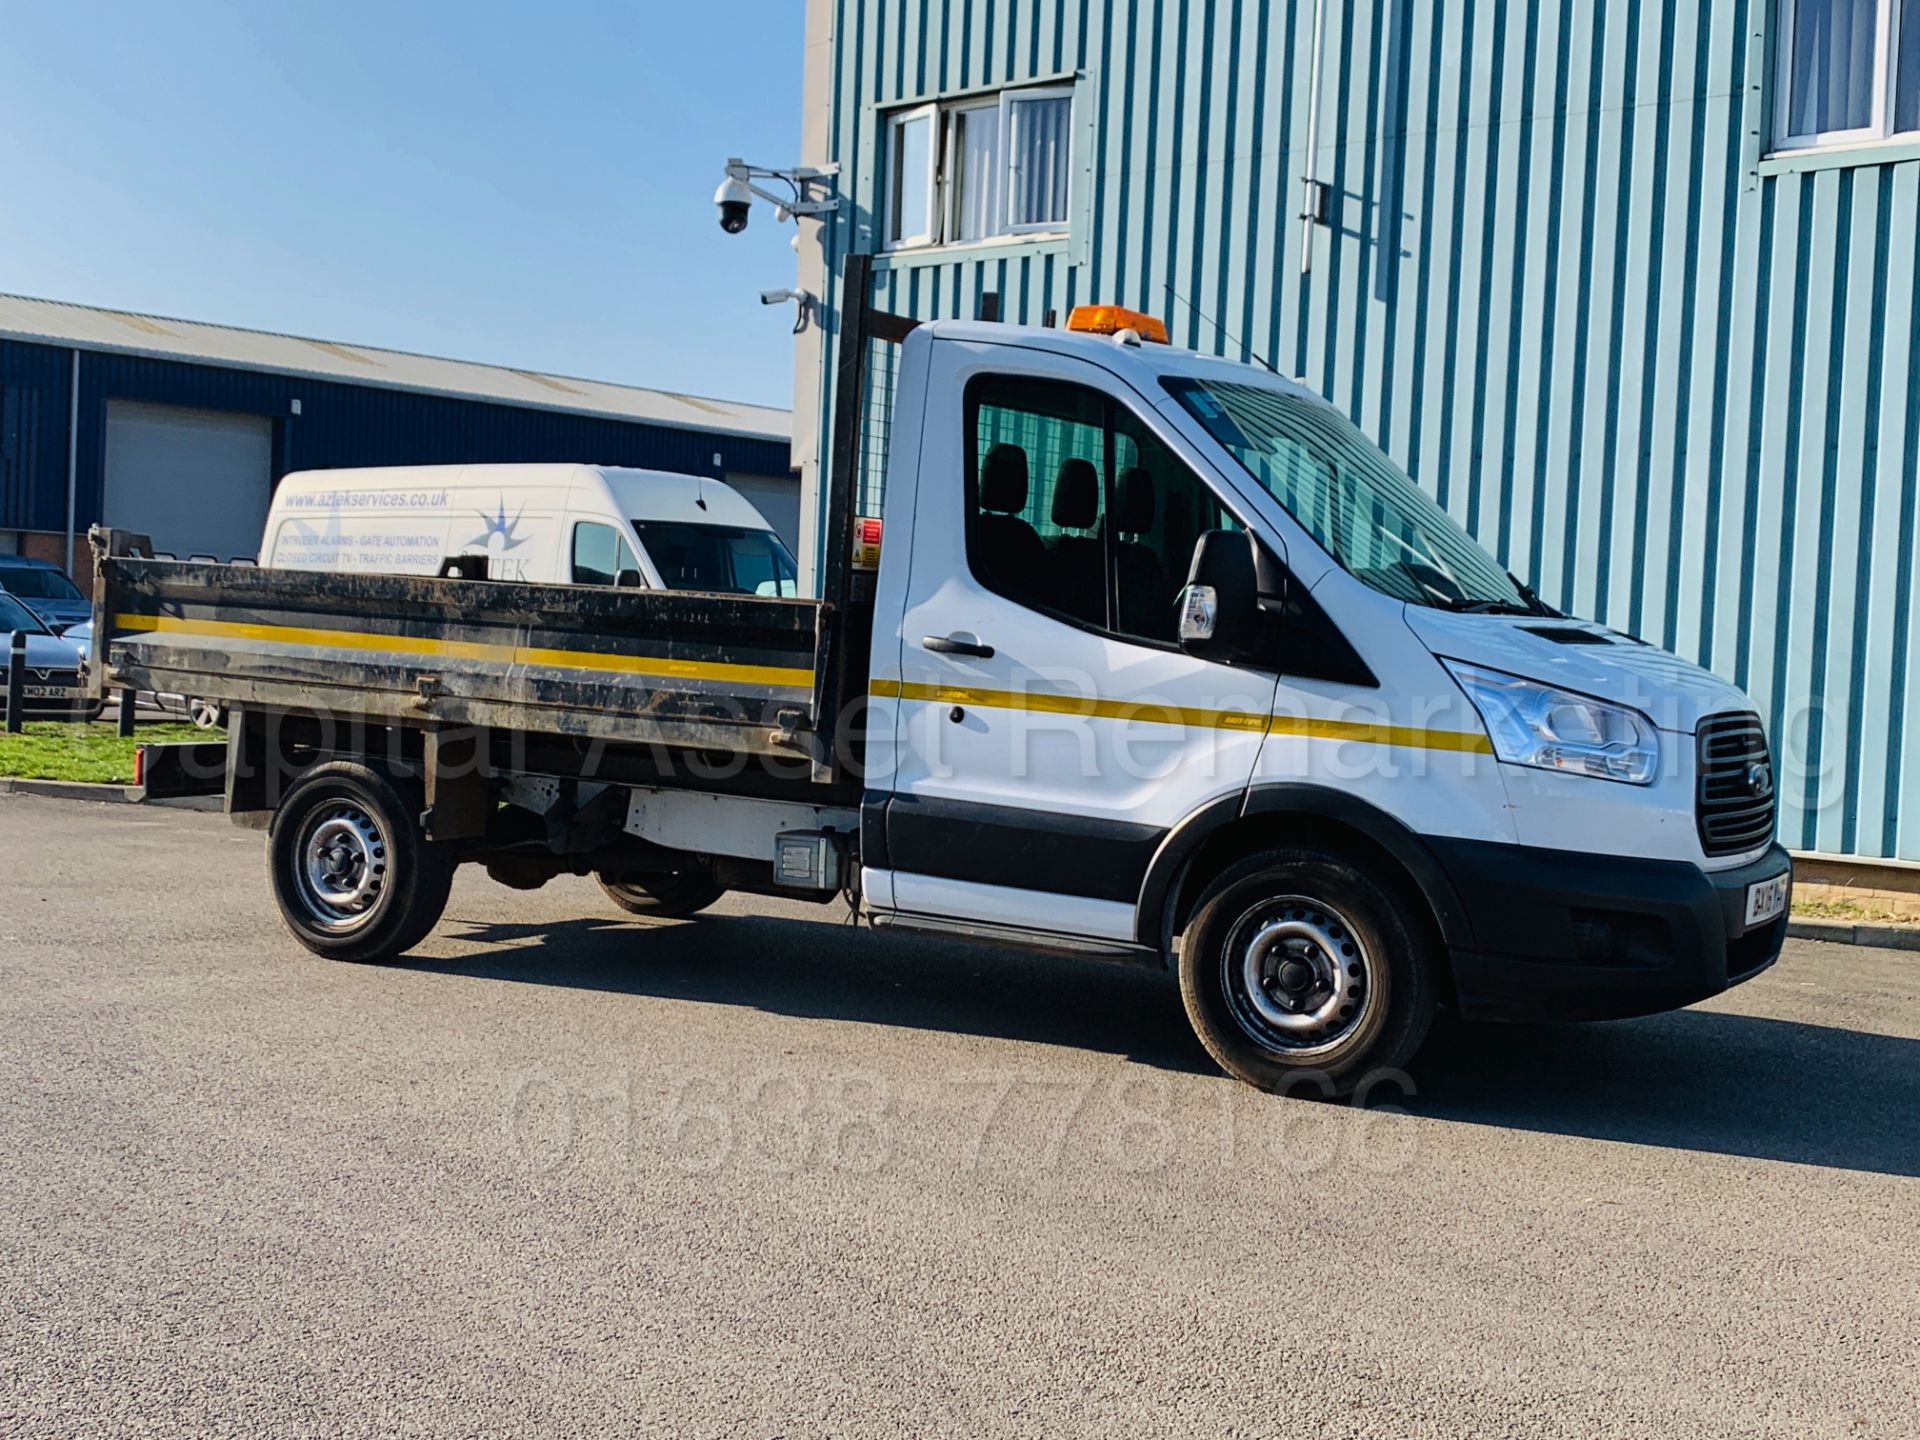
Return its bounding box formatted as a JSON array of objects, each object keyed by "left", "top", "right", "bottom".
[
  {"left": 267, "top": 760, "right": 455, "bottom": 962},
  {"left": 1179, "top": 846, "right": 1436, "bottom": 1096},
  {"left": 595, "top": 866, "right": 724, "bottom": 919}
]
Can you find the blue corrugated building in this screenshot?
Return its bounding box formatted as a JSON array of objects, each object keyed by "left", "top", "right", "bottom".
[
  {"left": 0, "top": 294, "right": 795, "bottom": 588},
  {"left": 790, "top": 0, "right": 1920, "bottom": 869}
]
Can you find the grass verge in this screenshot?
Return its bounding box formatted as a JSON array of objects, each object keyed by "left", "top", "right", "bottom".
[
  {"left": 0, "top": 720, "right": 214, "bottom": 784},
  {"left": 1791, "top": 894, "right": 1919, "bottom": 925}
]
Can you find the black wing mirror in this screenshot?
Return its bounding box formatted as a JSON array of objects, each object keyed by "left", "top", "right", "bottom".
[{"left": 1177, "top": 530, "right": 1259, "bottom": 660}]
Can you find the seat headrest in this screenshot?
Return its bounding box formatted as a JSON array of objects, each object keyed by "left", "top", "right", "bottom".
[
  {"left": 1051, "top": 458, "right": 1100, "bottom": 530},
  {"left": 980, "top": 444, "right": 1029, "bottom": 513},
  {"left": 1117, "top": 467, "right": 1156, "bottom": 535}
]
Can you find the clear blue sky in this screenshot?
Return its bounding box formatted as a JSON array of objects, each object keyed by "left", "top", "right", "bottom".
[{"left": 0, "top": 0, "right": 807, "bottom": 410}]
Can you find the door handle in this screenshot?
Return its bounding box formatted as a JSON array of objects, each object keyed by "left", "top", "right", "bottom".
[{"left": 921, "top": 633, "right": 995, "bottom": 659}]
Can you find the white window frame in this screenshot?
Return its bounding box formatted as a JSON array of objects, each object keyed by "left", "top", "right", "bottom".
[
  {"left": 883, "top": 102, "right": 941, "bottom": 251},
  {"left": 880, "top": 84, "right": 1076, "bottom": 252},
  {"left": 1774, "top": 0, "right": 1916, "bottom": 151},
  {"left": 999, "top": 85, "right": 1077, "bottom": 236}
]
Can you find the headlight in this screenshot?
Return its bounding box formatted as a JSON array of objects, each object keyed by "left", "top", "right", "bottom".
[{"left": 1443, "top": 661, "right": 1658, "bottom": 785}]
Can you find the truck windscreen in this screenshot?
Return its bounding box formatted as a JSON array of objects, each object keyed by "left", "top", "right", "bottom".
[
  {"left": 1164, "top": 377, "right": 1534, "bottom": 613},
  {"left": 631, "top": 522, "right": 800, "bottom": 597}
]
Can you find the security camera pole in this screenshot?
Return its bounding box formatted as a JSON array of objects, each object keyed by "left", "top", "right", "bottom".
[{"left": 712, "top": 158, "right": 840, "bottom": 235}]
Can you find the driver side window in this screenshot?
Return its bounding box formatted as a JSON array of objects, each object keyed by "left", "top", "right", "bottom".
[
  {"left": 964, "top": 375, "right": 1235, "bottom": 645},
  {"left": 571, "top": 521, "right": 638, "bottom": 586}
]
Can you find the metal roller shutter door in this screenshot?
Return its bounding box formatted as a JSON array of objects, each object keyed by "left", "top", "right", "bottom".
[
  {"left": 103, "top": 400, "right": 273, "bottom": 561},
  {"left": 725, "top": 472, "right": 801, "bottom": 551}
]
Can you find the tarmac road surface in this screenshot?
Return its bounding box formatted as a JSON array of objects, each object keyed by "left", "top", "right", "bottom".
[{"left": 2, "top": 794, "right": 1916, "bottom": 1438}]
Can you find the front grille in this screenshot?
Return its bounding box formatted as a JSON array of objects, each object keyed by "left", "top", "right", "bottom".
[{"left": 1697, "top": 712, "right": 1776, "bottom": 857}]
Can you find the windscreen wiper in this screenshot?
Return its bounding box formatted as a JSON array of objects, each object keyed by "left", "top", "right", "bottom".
[
  {"left": 1507, "top": 572, "right": 1562, "bottom": 618},
  {"left": 1436, "top": 596, "right": 1535, "bottom": 616}
]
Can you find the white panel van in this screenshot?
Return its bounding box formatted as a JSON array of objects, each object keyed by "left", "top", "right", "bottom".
[{"left": 260, "top": 463, "right": 800, "bottom": 596}]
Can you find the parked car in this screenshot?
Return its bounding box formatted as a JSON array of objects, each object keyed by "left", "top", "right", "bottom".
[
  {"left": 0, "top": 555, "right": 91, "bottom": 632},
  {"left": 60, "top": 620, "right": 224, "bottom": 728},
  {"left": 0, "top": 592, "right": 98, "bottom": 720}
]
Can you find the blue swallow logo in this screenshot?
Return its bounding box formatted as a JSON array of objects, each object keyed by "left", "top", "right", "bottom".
[{"left": 465, "top": 498, "right": 527, "bottom": 552}]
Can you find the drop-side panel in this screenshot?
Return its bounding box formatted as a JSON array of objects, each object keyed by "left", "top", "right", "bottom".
[{"left": 93, "top": 549, "right": 826, "bottom": 763}]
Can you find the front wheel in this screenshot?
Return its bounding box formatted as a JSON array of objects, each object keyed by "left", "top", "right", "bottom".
[
  {"left": 1179, "top": 846, "right": 1436, "bottom": 1096},
  {"left": 267, "top": 761, "right": 455, "bottom": 962}
]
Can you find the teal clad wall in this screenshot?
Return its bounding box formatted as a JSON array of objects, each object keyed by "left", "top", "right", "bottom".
[{"left": 808, "top": 0, "right": 1920, "bottom": 863}]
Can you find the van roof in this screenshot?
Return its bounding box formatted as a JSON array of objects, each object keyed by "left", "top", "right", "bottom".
[
  {"left": 272, "top": 463, "right": 777, "bottom": 532},
  {"left": 595, "top": 469, "right": 772, "bottom": 530}
]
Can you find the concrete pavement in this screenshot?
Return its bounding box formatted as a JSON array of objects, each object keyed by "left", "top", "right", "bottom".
[{"left": 1, "top": 794, "right": 1915, "bottom": 1437}]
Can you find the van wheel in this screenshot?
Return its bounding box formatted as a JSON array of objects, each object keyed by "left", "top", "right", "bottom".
[
  {"left": 596, "top": 867, "right": 724, "bottom": 919},
  {"left": 267, "top": 761, "right": 455, "bottom": 962},
  {"left": 1178, "top": 846, "right": 1435, "bottom": 1097}
]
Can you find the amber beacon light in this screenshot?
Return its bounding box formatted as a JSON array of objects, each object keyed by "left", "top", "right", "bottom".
[{"left": 1064, "top": 305, "right": 1170, "bottom": 345}]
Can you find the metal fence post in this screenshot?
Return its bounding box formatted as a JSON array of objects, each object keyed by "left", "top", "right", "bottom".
[
  {"left": 5, "top": 630, "right": 24, "bottom": 733},
  {"left": 117, "top": 684, "right": 136, "bottom": 737}
]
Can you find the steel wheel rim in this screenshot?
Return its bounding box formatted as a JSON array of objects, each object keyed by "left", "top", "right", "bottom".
[
  {"left": 1220, "top": 895, "right": 1375, "bottom": 1058},
  {"left": 294, "top": 802, "right": 388, "bottom": 933}
]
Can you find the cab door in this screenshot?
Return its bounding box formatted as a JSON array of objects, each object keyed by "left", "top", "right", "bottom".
[{"left": 878, "top": 340, "right": 1278, "bottom": 941}]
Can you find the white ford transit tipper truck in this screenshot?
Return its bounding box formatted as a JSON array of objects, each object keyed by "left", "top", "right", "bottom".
[
  {"left": 262, "top": 463, "right": 799, "bottom": 596},
  {"left": 89, "top": 278, "right": 1790, "bottom": 1096}
]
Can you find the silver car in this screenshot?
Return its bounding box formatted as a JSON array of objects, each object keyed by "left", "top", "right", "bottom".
[
  {"left": 0, "top": 593, "right": 97, "bottom": 721},
  {"left": 0, "top": 556, "right": 91, "bottom": 632},
  {"left": 58, "top": 619, "right": 224, "bottom": 728}
]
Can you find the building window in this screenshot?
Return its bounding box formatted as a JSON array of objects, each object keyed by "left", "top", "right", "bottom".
[
  {"left": 1776, "top": 0, "right": 1920, "bottom": 149},
  {"left": 884, "top": 104, "right": 939, "bottom": 248},
  {"left": 884, "top": 84, "right": 1075, "bottom": 251},
  {"left": 1003, "top": 90, "right": 1073, "bottom": 231}
]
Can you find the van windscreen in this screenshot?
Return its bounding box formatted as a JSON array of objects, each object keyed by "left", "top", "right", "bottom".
[{"left": 632, "top": 522, "right": 799, "bottom": 597}]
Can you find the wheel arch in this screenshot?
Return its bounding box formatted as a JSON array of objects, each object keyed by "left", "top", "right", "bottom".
[{"left": 1137, "top": 786, "right": 1477, "bottom": 994}]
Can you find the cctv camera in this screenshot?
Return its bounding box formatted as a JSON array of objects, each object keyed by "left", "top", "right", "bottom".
[{"left": 714, "top": 176, "right": 752, "bottom": 234}]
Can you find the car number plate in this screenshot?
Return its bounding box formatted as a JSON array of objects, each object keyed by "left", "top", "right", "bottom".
[{"left": 1745, "top": 873, "right": 1790, "bottom": 928}]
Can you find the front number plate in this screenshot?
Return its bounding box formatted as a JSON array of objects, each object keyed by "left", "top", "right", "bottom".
[
  {"left": 1745, "top": 874, "right": 1790, "bottom": 929},
  {"left": 22, "top": 686, "right": 78, "bottom": 699}
]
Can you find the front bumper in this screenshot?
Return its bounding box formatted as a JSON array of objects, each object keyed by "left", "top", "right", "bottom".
[{"left": 1432, "top": 839, "right": 1792, "bottom": 1022}]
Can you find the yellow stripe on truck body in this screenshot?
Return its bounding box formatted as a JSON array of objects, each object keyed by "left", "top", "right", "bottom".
[
  {"left": 114, "top": 613, "right": 815, "bottom": 691},
  {"left": 869, "top": 677, "right": 1491, "bottom": 755}
]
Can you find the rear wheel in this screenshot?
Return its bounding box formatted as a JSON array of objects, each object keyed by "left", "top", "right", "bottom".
[
  {"left": 1179, "top": 846, "right": 1435, "bottom": 1096},
  {"left": 267, "top": 761, "right": 454, "bottom": 962},
  {"left": 596, "top": 866, "right": 724, "bottom": 919},
  {"left": 187, "top": 697, "right": 227, "bottom": 730}
]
